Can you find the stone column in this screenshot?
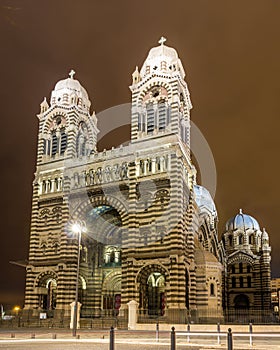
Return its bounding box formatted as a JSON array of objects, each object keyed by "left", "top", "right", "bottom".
[
  {"left": 152, "top": 158, "right": 156, "bottom": 173},
  {"left": 127, "top": 300, "right": 138, "bottom": 330},
  {"left": 70, "top": 302, "right": 82, "bottom": 329}
]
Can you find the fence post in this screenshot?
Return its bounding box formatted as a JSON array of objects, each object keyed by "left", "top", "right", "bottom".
[
  {"left": 249, "top": 322, "right": 253, "bottom": 346},
  {"left": 109, "top": 326, "right": 114, "bottom": 350},
  {"left": 156, "top": 322, "right": 159, "bottom": 342},
  {"left": 217, "top": 322, "right": 221, "bottom": 345},
  {"left": 170, "top": 326, "right": 176, "bottom": 350},
  {"left": 187, "top": 323, "right": 190, "bottom": 343},
  {"left": 227, "top": 328, "right": 233, "bottom": 350}
]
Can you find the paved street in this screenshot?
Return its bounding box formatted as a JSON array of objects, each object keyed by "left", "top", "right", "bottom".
[
  {"left": 1, "top": 329, "right": 280, "bottom": 349},
  {"left": 0, "top": 343, "right": 171, "bottom": 350}
]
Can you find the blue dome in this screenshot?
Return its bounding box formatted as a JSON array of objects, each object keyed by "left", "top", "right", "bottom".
[
  {"left": 194, "top": 185, "right": 216, "bottom": 214},
  {"left": 226, "top": 209, "right": 260, "bottom": 231}
]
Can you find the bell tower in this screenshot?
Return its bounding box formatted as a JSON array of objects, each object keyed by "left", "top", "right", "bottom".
[
  {"left": 24, "top": 71, "right": 98, "bottom": 315},
  {"left": 130, "top": 37, "right": 192, "bottom": 156}
]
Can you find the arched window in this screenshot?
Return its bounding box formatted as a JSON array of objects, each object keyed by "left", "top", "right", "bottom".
[
  {"left": 210, "top": 283, "right": 215, "bottom": 296},
  {"left": 147, "top": 159, "right": 152, "bottom": 172},
  {"left": 232, "top": 277, "right": 236, "bottom": 288},
  {"left": 228, "top": 235, "right": 233, "bottom": 247},
  {"left": 43, "top": 139, "right": 51, "bottom": 156},
  {"left": 249, "top": 234, "right": 254, "bottom": 245},
  {"left": 158, "top": 100, "right": 168, "bottom": 131},
  {"left": 231, "top": 265, "right": 235, "bottom": 274},
  {"left": 239, "top": 276, "right": 244, "bottom": 288},
  {"left": 139, "top": 160, "right": 145, "bottom": 175},
  {"left": 51, "top": 132, "right": 58, "bottom": 156},
  {"left": 239, "top": 262, "right": 243, "bottom": 273},
  {"left": 77, "top": 121, "right": 89, "bottom": 156},
  {"left": 137, "top": 113, "right": 142, "bottom": 131},
  {"left": 146, "top": 103, "right": 155, "bottom": 134},
  {"left": 142, "top": 92, "right": 170, "bottom": 136},
  {"left": 156, "top": 157, "right": 161, "bottom": 171},
  {"left": 44, "top": 116, "right": 67, "bottom": 158},
  {"left": 60, "top": 129, "right": 67, "bottom": 155},
  {"left": 238, "top": 235, "right": 243, "bottom": 245}
]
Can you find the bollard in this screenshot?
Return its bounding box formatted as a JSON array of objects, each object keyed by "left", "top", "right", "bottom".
[
  {"left": 171, "top": 326, "right": 176, "bottom": 350},
  {"left": 227, "top": 328, "right": 233, "bottom": 350},
  {"left": 217, "top": 323, "right": 221, "bottom": 345},
  {"left": 76, "top": 334, "right": 80, "bottom": 339},
  {"left": 187, "top": 323, "right": 190, "bottom": 343},
  {"left": 31, "top": 333, "right": 35, "bottom": 339},
  {"left": 156, "top": 322, "right": 159, "bottom": 342},
  {"left": 11, "top": 333, "right": 15, "bottom": 338},
  {"left": 249, "top": 322, "right": 253, "bottom": 346},
  {"left": 109, "top": 326, "right": 115, "bottom": 350},
  {"left": 52, "top": 333, "right": 57, "bottom": 339}
]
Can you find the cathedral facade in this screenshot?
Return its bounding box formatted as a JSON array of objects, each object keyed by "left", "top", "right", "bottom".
[{"left": 23, "top": 38, "right": 272, "bottom": 325}]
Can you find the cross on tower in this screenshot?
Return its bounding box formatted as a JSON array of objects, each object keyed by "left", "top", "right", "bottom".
[
  {"left": 158, "top": 36, "right": 167, "bottom": 46},
  {"left": 69, "top": 69, "right": 75, "bottom": 79}
]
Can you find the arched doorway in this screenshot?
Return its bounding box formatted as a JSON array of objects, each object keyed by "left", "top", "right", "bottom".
[
  {"left": 85, "top": 205, "right": 122, "bottom": 267},
  {"left": 234, "top": 294, "right": 249, "bottom": 309},
  {"left": 137, "top": 265, "right": 167, "bottom": 317},
  {"left": 38, "top": 276, "right": 57, "bottom": 311},
  {"left": 147, "top": 272, "right": 165, "bottom": 315},
  {"left": 233, "top": 294, "right": 250, "bottom": 323},
  {"left": 102, "top": 272, "right": 122, "bottom": 316},
  {"left": 72, "top": 198, "right": 126, "bottom": 313}
]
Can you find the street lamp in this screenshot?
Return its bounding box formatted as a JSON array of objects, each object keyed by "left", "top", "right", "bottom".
[
  {"left": 13, "top": 306, "right": 21, "bottom": 327},
  {"left": 71, "top": 219, "right": 87, "bottom": 337}
]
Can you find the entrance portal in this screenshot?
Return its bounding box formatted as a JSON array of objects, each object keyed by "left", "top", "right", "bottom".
[{"left": 138, "top": 266, "right": 167, "bottom": 317}]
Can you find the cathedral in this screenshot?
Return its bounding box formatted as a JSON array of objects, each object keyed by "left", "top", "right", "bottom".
[{"left": 23, "top": 38, "right": 272, "bottom": 325}]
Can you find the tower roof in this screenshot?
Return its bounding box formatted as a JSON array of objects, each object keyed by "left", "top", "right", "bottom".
[
  {"left": 225, "top": 209, "right": 260, "bottom": 231},
  {"left": 54, "top": 70, "right": 89, "bottom": 100},
  {"left": 50, "top": 70, "right": 91, "bottom": 111},
  {"left": 140, "top": 37, "right": 186, "bottom": 78}
]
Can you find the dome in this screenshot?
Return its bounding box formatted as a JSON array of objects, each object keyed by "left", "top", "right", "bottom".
[
  {"left": 226, "top": 209, "right": 260, "bottom": 231},
  {"left": 50, "top": 70, "right": 91, "bottom": 111},
  {"left": 194, "top": 185, "right": 217, "bottom": 214},
  {"left": 54, "top": 77, "right": 89, "bottom": 100},
  {"left": 140, "top": 37, "right": 185, "bottom": 78}
]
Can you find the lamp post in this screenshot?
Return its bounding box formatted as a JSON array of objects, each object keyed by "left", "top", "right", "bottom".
[
  {"left": 13, "top": 306, "right": 20, "bottom": 327},
  {"left": 71, "top": 220, "right": 87, "bottom": 337}
]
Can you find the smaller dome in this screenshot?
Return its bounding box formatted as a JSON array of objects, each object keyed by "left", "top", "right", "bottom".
[
  {"left": 54, "top": 77, "right": 89, "bottom": 100},
  {"left": 50, "top": 70, "right": 91, "bottom": 111},
  {"left": 140, "top": 37, "right": 185, "bottom": 78},
  {"left": 226, "top": 209, "right": 260, "bottom": 231},
  {"left": 194, "top": 185, "right": 217, "bottom": 214}
]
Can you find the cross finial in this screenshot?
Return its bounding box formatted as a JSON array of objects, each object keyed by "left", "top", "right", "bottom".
[
  {"left": 69, "top": 69, "right": 75, "bottom": 79},
  {"left": 158, "top": 36, "right": 167, "bottom": 46}
]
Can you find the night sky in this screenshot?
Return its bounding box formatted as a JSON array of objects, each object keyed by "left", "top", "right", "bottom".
[{"left": 1, "top": 0, "right": 280, "bottom": 309}]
